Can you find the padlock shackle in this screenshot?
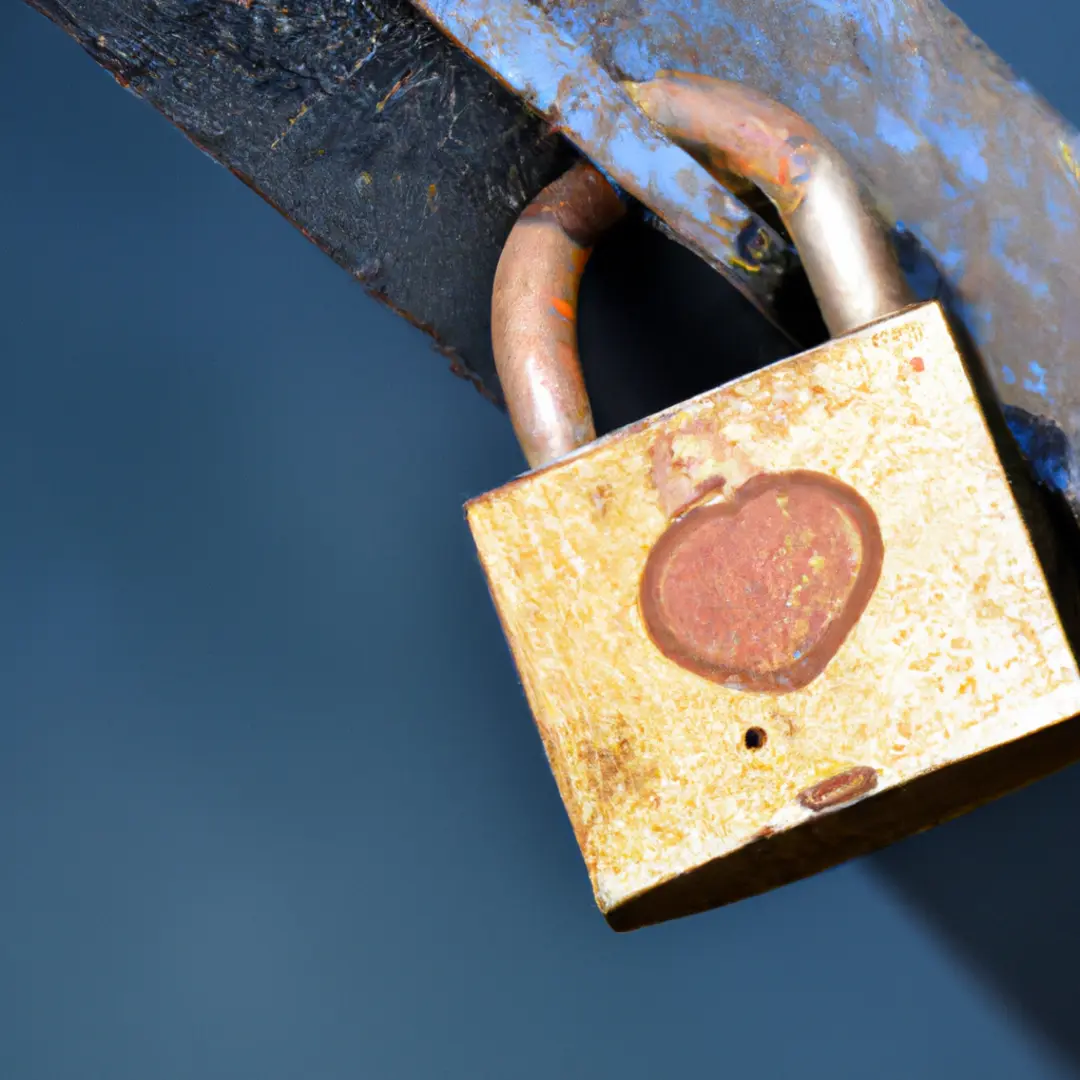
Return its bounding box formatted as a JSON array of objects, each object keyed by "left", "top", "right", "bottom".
[
  {"left": 491, "top": 162, "right": 626, "bottom": 470},
  {"left": 625, "top": 73, "right": 914, "bottom": 337},
  {"left": 493, "top": 78, "right": 914, "bottom": 469}
]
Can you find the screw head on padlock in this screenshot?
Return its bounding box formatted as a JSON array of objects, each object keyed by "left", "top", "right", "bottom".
[{"left": 469, "top": 75, "right": 1080, "bottom": 931}]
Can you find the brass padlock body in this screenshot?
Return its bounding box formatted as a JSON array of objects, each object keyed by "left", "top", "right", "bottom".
[
  {"left": 469, "top": 78, "right": 1080, "bottom": 930},
  {"left": 469, "top": 302, "right": 1080, "bottom": 931}
]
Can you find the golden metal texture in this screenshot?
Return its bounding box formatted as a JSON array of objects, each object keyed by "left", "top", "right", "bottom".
[{"left": 467, "top": 302, "right": 1080, "bottom": 931}]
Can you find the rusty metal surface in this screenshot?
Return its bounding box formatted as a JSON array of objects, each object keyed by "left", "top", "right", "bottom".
[
  {"left": 412, "top": 0, "right": 1080, "bottom": 516},
  {"left": 625, "top": 75, "right": 914, "bottom": 336},
  {"left": 797, "top": 766, "right": 880, "bottom": 812},
  {"left": 640, "top": 471, "right": 885, "bottom": 693}
]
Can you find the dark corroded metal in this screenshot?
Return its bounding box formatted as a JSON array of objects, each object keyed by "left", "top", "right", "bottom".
[
  {"left": 23, "top": 0, "right": 578, "bottom": 404},
  {"left": 492, "top": 162, "right": 626, "bottom": 468},
  {"left": 23, "top": 0, "right": 810, "bottom": 415},
  {"left": 412, "top": 0, "right": 1080, "bottom": 516}
]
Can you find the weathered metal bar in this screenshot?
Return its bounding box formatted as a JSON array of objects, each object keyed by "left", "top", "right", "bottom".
[
  {"left": 20, "top": 0, "right": 578, "bottom": 404},
  {"left": 21, "top": 0, "right": 1080, "bottom": 522},
  {"left": 22, "top": 0, "right": 810, "bottom": 409},
  {"left": 411, "top": 0, "right": 1080, "bottom": 518}
]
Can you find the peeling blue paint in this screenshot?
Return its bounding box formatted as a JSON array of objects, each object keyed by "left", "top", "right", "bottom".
[
  {"left": 987, "top": 218, "right": 1051, "bottom": 301},
  {"left": 818, "top": 66, "right": 863, "bottom": 103},
  {"left": 937, "top": 248, "right": 966, "bottom": 276},
  {"left": 1024, "top": 361, "right": 1049, "bottom": 398},
  {"left": 1044, "top": 177, "right": 1078, "bottom": 234},
  {"left": 1005, "top": 406, "right": 1073, "bottom": 493},
  {"left": 416, "top": 0, "right": 794, "bottom": 316},
  {"left": 953, "top": 295, "right": 996, "bottom": 349},
  {"left": 608, "top": 33, "right": 662, "bottom": 81},
  {"left": 876, "top": 105, "right": 921, "bottom": 155},
  {"left": 1004, "top": 160, "right": 1029, "bottom": 189},
  {"left": 1002, "top": 366, "right": 1016, "bottom": 386},
  {"left": 925, "top": 114, "right": 989, "bottom": 185}
]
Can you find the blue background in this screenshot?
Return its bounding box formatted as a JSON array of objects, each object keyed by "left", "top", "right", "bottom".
[{"left": 4, "top": 3, "right": 1080, "bottom": 1077}]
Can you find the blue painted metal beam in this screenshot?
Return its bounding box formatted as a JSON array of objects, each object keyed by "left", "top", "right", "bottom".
[
  {"left": 404, "top": 0, "right": 798, "bottom": 334},
  {"left": 412, "top": 0, "right": 1080, "bottom": 517}
]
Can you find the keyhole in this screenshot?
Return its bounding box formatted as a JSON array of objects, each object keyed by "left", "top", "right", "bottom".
[{"left": 744, "top": 727, "right": 767, "bottom": 750}]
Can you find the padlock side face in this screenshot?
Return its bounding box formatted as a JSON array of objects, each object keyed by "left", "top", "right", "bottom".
[{"left": 466, "top": 302, "right": 1080, "bottom": 930}]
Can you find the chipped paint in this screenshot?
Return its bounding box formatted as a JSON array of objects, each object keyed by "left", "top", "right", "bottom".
[
  {"left": 1024, "top": 361, "right": 1049, "bottom": 398},
  {"left": 876, "top": 104, "right": 922, "bottom": 155}
]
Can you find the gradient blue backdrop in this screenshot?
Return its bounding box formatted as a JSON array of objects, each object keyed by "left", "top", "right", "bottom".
[{"left": 4, "top": 4, "right": 1080, "bottom": 1078}]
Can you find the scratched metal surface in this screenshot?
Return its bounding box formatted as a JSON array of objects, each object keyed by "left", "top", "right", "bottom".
[
  {"left": 25, "top": 0, "right": 818, "bottom": 417},
  {"left": 412, "top": 0, "right": 1080, "bottom": 515},
  {"left": 22, "top": 0, "right": 581, "bottom": 405}
]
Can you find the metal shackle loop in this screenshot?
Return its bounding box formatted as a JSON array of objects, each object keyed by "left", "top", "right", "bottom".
[
  {"left": 624, "top": 73, "right": 914, "bottom": 337},
  {"left": 492, "top": 76, "right": 914, "bottom": 470},
  {"left": 491, "top": 162, "right": 626, "bottom": 470}
]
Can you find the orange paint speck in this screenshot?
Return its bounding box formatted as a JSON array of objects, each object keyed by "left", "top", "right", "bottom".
[
  {"left": 910, "top": 357, "right": 925, "bottom": 373},
  {"left": 551, "top": 297, "right": 575, "bottom": 321}
]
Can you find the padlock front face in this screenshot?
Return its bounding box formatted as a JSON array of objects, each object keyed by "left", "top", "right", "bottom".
[{"left": 467, "top": 302, "right": 1080, "bottom": 930}]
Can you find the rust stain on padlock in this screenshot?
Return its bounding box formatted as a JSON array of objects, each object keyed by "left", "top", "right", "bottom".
[
  {"left": 578, "top": 731, "right": 661, "bottom": 807},
  {"left": 640, "top": 471, "right": 884, "bottom": 693},
  {"left": 798, "top": 766, "right": 879, "bottom": 812},
  {"left": 648, "top": 420, "right": 759, "bottom": 518}
]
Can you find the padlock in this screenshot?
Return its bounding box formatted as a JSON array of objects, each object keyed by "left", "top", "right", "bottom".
[{"left": 466, "top": 76, "right": 1080, "bottom": 931}]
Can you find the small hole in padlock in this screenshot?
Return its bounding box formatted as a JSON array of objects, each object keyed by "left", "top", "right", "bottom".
[{"left": 744, "top": 727, "right": 767, "bottom": 750}]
